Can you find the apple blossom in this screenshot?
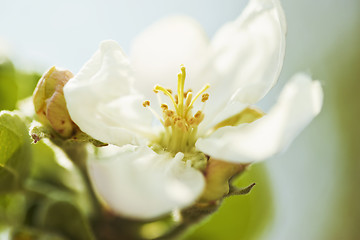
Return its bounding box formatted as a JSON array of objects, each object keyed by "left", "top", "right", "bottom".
[{"left": 63, "top": 0, "right": 323, "bottom": 220}]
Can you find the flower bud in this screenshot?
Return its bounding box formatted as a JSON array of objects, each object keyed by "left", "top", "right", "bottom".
[
  {"left": 200, "top": 158, "right": 248, "bottom": 202},
  {"left": 33, "top": 66, "right": 76, "bottom": 138}
]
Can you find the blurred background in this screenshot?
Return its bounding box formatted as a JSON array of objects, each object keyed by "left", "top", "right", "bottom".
[{"left": 1, "top": 0, "right": 359, "bottom": 239}]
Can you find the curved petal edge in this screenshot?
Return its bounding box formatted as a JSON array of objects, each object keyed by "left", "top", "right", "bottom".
[
  {"left": 196, "top": 73, "right": 323, "bottom": 163},
  {"left": 88, "top": 145, "right": 205, "bottom": 220},
  {"left": 64, "top": 40, "right": 152, "bottom": 146}
]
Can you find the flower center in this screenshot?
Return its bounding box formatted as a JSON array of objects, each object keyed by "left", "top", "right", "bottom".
[{"left": 143, "top": 65, "right": 210, "bottom": 154}]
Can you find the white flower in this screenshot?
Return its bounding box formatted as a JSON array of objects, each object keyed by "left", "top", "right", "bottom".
[{"left": 63, "top": 0, "right": 323, "bottom": 220}]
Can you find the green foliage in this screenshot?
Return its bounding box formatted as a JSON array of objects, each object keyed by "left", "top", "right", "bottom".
[
  {"left": 31, "top": 140, "right": 81, "bottom": 192},
  {"left": 321, "top": 31, "right": 360, "bottom": 239},
  {"left": 1, "top": 225, "right": 67, "bottom": 240},
  {"left": 0, "top": 58, "right": 40, "bottom": 111},
  {"left": 24, "top": 141, "right": 95, "bottom": 240},
  {"left": 30, "top": 141, "right": 93, "bottom": 216},
  {"left": 0, "top": 59, "right": 17, "bottom": 110},
  {"left": 15, "top": 71, "right": 41, "bottom": 101},
  {"left": 0, "top": 111, "right": 32, "bottom": 193},
  {"left": 185, "top": 164, "right": 273, "bottom": 240},
  {"left": 0, "top": 193, "right": 26, "bottom": 226},
  {"left": 23, "top": 178, "right": 95, "bottom": 240},
  {"left": 37, "top": 200, "right": 95, "bottom": 240},
  {"left": 0, "top": 110, "right": 94, "bottom": 239}
]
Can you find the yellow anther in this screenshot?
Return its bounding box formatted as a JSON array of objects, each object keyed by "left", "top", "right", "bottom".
[
  {"left": 164, "top": 118, "right": 172, "bottom": 127},
  {"left": 154, "top": 85, "right": 178, "bottom": 112},
  {"left": 145, "top": 65, "right": 211, "bottom": 153},
  {"left": 187, "top": 84, "right": 210, "bottom": 113},
  {"left": 184, "top": 89, "right": 192, "bottom": 98},
  {"left": 188, "top": 117, "right": 196, "bottom": 125},
  {"left": 176, "top": 119, "right": 187, "bottom": 132},
  {"left": 165, "top": 110, "right": 174, "bottom": 117},
  {"left": 143, "top": 100, "right": 150, "bottom": 107},
  {"left": 173, "top": 116, "right": 181, "bottom": 121},
  {"left": 161, "top": 104, "right": 168, "bottom": 110},
  {"left": 185, "top": 92, "right": 193, "bottom": 107},
  {"left": 194, "top": 111, "right": 202, "bottom": 118},
  {"left": 197, "top": 113, "right": 205, "bottom": 124},
  {"left": 192, "top": 111, "right": 204, "bottom": 125},
  {"left": 201, "top": 93, "right": 209, "bottom": 102}
]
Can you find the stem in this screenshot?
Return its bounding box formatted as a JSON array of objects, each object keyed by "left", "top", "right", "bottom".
[
  {"left": 55, "top": 141, "right": 101, "bottom": 215},
  {"left": 155, "top": 203, "right": 220, "bottom": 240}
]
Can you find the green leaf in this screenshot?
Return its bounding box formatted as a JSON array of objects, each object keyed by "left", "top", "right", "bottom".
[
  {"left": 37, "top": 199, "right": 95, "bottom": 240},
  {"left": 0, "top": 59, "right": 17, "bottom": 111},
  {"left": 0, "top": 193, "right": 26, "bottom": 225},
  {"left": 0, "top": 111, "right": 32, "bottom": 193},
  {"left": 15, "top": 71, "right": 41, "bottom": 101}
]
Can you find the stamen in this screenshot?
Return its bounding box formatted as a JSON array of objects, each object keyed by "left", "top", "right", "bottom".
[
  {"left": 185, "top": 92, "right": 193, "bottom": 107},
  {"left": 189, "top": 84, "right": 210, "bottom": 108},
  {"left": 154, "top": 85, "right": 179, "bottom": 112},
  {"left": 145, "top": 65, "right": 211, "bottom": 153},
  {"left": 165, "top": 110, "right": 174, "bottom": 117},
  {"left": 142, "top": 100, "right": 150, "bottom": 107},
  {"left": 188, "top": 117, "right": 196, "bottom": 125},
  {"left": 164, "top": 118, "right": 172, "bottom": 127},
  {"left": 156, "top": 92, "right": 163, "bottom": 107},
  {"left": 176, "top": 119, "right": 187, "bottom": 132},
  {"left": 173, "top": 116, "right": 181, "bottom": 122},
  {"left": 185, "top": 84, "right": 210, "bottom": 116},
  {"left": 143, "top": 100, "right": 164, "bottom": 126},
  {"left": 194, "top": 111, "right": 205, "bottom": 124},
  {"left": 184, "top": 89, "right": 192, "bottom": 98},
  {"left": 201, "top": 93, "right": 209, "bottom": 102},
  {"left": 161, "top": 104, "right": 168, "bottom": 111},
  {"left": 194, "top": 111, "right": 202, "bottom": 118},
  {"left": 197, "top": 113, "right": 205, "bottom": 124}
]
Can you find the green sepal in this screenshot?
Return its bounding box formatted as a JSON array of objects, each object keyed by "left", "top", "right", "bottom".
[
  {"left": 29, "top": 121, "right": 107, "bottom": 147},
  {"left": 226, "top": 182, "right": 256, "bottom": 197}
]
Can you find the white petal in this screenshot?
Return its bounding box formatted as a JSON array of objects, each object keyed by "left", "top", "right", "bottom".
[
  {"left": 67, "top": 40, "right": 133, "bottom": 98},
  {"left": 130, "top": 16, "right": 209, "bottom": 96},
  {"left": 196, "top": 73, "right": 323, "bottom": 163},
  {"left": 211, "top": 0, "right": 286, "bottom": 103},
  {"left": 200, "top": 0, "right": 286, "bottom": 128},
  {"left": 64, "top": 40, "right": 153, "bottom": 146},
  {"left": 88, "top": 145, "right": 205, "bottom": 220}
]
